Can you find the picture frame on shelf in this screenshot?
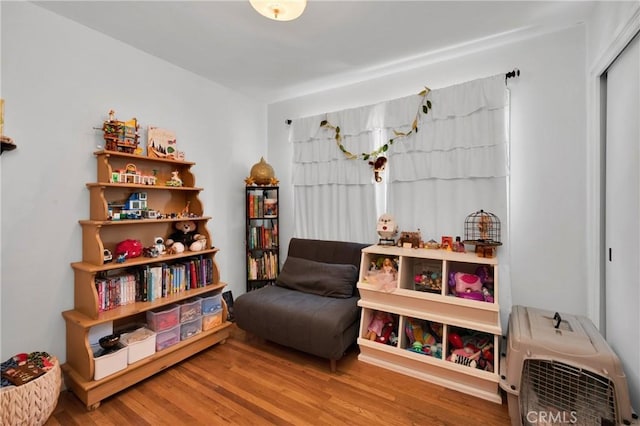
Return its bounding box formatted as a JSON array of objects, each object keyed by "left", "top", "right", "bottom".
[{"left": 147, "top": 126, "right": 178, "bottom": 159}]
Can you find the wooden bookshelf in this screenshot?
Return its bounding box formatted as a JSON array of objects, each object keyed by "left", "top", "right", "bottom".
[{"left": 63, "top": 150, "right": 231, "bottom": 409}]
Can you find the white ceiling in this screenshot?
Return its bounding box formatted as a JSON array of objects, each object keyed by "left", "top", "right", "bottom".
[{"left": 34, "top": 1, "right": 596, "bottom": 103}]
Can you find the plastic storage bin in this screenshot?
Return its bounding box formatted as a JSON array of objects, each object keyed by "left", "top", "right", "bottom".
[
  {"left": 179, "top": 298, "right": 202, "bottom": 323},
  {"left": 155, "top": 324, "right": 180, "bottom": 351},
  {"left": 146, "top": 304, "right": 180, "bottom": 332},
  {"left": 120, "top": 328, "right": 156, "bottom": 364},
  {"left": 180, "top": 316, "right": 202, "bottom": 340},
  {"left": 92, "top": 343, "right": 128, "bottom": 380},
  {"left": 202, "top": 309, "right": 223, "bottom": 331},
  {"left": 201, "top": 293, "right": 222, "bottom": 314}
]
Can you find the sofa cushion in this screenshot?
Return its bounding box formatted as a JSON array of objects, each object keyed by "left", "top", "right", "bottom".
[{"left": 276, "top": 256, "right": 358, "bottom": 298}]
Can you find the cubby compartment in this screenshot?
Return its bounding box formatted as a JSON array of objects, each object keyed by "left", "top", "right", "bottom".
[
  {"left": 360, "top": 252, "right": 399, "bottom": 291},
  {"left": 360, "top": 308, "right": 399, "bottom": 347},
  {"left": 402, "top": 317, "right": 443, "bottom": 359},
  {"left": 402, "top": 256, "right": 443, "bottom": 294},
  {"left": 446, "top": 261, "right": 495, "bottom": 303},
  {"left": 445, "top": 326, "right": 496, "bottom": 373}
]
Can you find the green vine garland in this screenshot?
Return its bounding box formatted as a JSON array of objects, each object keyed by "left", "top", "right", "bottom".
[{"left": 319, "top": 87, "right": 433, "bottom": 162}]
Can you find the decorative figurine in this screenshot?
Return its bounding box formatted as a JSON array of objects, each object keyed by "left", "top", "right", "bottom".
[
  {"left": 376, "top": 213, "right": 398, "bottom": 246},
  {"left": 245, "top": 157, "right": 278, "bottom": 186},
  {"left": 166, "top": 170, "right": 183, "bottom": 187}
]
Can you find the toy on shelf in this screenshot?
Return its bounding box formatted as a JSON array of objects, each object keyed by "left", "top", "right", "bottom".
[
  {"left": 115, "top": 239, "right": 143, "bottom": 260},
  {"left": 110, "top": 163, "right": 157, "bottom": 186},
  {"left": 413, "top": 260, "right": 442, "bottom": 294},
  {"left": 397, "top": 230, "right": 422, "bottom": 248},
  {"left": 376, "top": 213, "right": 398, "bottom": 246},
  {"left": 448, "top": 268, "right": 494, "bottom": 303},
  {"left": 365, "top": 311, "right": 396, "bottom": 345},
  {"left": 405, "top": 318, "right": 442, "bottom": 357},
  {"left": 166, "top": 170, "right": 183, "bottom": 187},
  {"left": 108, "top": 192, "right": 157, "bottom": 220},
  {"left": 100, "top": 110, "right": 140, "bottom": 154},
  {"left": 365, "top": 256, "right": 398, "bottom": 292},
  {"left": 447, "top": 329, "right": 494, "bottom": 372},
  {"left": 165, "top": 221, "right": 207, "bottom": 253}
]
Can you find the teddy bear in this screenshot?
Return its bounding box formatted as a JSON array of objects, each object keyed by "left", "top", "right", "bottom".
[{"left": 165, "top": 221, "right": 207, "bottom": 253}]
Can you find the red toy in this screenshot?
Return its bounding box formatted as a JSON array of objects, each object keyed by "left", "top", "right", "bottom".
[{"left": 115, "top": 239, "right": 143, "bottom": 259}]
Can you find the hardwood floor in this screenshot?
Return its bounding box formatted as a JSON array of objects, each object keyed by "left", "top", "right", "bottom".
[{"left": 46, "top": 325, "right": 511, "bottom": 425}]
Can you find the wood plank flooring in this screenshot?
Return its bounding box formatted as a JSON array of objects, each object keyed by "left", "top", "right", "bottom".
[{"left": 46, "top": 325, "right": 511, "bottom": 425}]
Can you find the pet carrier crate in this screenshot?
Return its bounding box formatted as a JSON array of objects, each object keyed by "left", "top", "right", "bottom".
[{"left": 500, "top": 305, "right": 634, "bottom": 426}]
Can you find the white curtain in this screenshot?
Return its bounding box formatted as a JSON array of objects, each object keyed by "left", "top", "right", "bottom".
[
  {"left": 385, "top": 74, "right": 512, "bottom": 328},
  {"left": 289, "top": 109, "right": 381, "bottom": 243}
]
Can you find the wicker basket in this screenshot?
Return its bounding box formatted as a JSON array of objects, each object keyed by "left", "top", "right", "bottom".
[{"left": 0, "top": 359, "right": 61, "bottom": 426}]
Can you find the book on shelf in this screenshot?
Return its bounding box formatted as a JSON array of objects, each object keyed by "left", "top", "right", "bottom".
[
  {"left": 247, "top": 251, "right": 278, "bottom": 280},
  {"left": 94, "top": 257, "right": 214, "bottom": 313}
]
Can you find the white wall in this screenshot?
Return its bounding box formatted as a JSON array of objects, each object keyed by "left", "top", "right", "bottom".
[
  {"left": 0, "top": 2, "right": 266, "bottom": 361},
  {"left": 268, "top": 25, "right": 588, "bottom": 319}
]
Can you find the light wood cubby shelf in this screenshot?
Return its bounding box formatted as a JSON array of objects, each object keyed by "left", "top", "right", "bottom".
[{"left": 356, "top": 245, "right": 502, "bottom": 404}]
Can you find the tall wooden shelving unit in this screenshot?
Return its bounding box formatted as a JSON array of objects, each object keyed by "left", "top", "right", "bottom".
[
  {"left": 62, "top": 150, "right": 232, "bottom": 409},
  {"left": 245, "top": 186, "right": 279, "bottom": 291},
  {"left": 357, "top": 245, "right": 502, "bottom": 403}
]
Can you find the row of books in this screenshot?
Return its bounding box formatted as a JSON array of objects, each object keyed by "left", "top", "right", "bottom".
[
  {"left": 248, "top": 192, "right": 277, "bottom": 218},
  {"left": 95, "top": 257, "right": 214, "bottom": 312},
  {"left": 247, "top": 224, "right": 278, "bottom": 250},
  {"left": 247, "top": 251, "right": 279, "bottom": 280}
]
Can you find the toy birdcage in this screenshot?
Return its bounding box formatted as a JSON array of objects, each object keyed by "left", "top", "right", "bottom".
[{"left": 464, "top": 210, "right": 501, "bottom": 257}]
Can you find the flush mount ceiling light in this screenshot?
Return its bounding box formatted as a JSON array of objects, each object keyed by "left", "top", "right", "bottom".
[{"left": 250, "top": 0, "right": 307, "bottom": 21}]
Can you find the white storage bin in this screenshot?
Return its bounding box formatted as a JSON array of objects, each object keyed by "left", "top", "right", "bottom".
[
  {"left": 120, "top": 328, "right": 156, "bottom": 364},
  {"left": 92, "top": 343, "right": 128, "bottom": 380}
]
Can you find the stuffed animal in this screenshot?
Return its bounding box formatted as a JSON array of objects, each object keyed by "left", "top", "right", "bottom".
[
  {"left": 368, "top": 156, "right": 387, "bottom": 182},
  {"left": 165, "top": 221, "right": 207, "bottom": 252}
]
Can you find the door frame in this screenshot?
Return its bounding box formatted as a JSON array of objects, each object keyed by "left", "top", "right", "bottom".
[{"left": 586, "top": 6, "right": 640, "bottom": 330}]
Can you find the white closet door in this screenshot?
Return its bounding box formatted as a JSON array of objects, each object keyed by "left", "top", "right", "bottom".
[{"left": 605, "top": 32, "right": 639, "bottom": 411}]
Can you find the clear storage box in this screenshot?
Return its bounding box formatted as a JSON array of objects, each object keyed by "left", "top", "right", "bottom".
[
  {"left": 201, "top": 293, "right": 222, "bottom": 314},
  {"left": 202, "top": 309, "right": 223, "bottom": 331},
  {"left": 155, "top": 324, "right": 180, "bottom": 351},
  {"left": 146, "top": 304, "right": 180, "bottom": 332},
  {"left": 179, "top": 298, "right": 202, "bottom": 323},
  {"left": 180, "top": 316, "right": 202, "bottom": 340}
]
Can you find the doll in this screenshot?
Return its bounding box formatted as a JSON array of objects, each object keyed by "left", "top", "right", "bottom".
[
  {"left": 366, "top": 310, "right": 393, "bottom": 341},
  {"left": 378, "top": 257, "right": 398, "bottom": 291}
]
